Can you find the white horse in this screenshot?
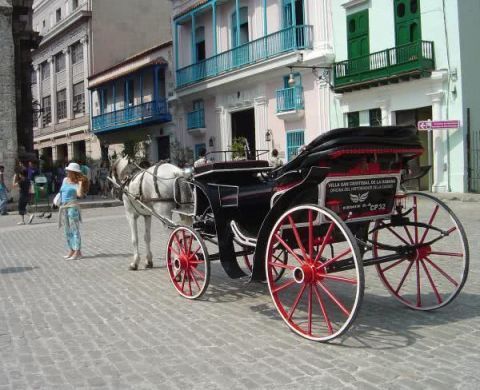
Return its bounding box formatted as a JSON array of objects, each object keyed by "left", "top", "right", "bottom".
[{"left": 110, "top": 157, "right": 191, "bottom": 270}]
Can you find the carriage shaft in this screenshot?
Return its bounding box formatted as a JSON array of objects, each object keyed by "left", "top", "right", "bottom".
[{"left": 327, "top": 253, "right": 407, "bottom": 273}]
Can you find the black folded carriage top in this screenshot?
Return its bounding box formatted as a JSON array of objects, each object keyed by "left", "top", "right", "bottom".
[{"left": 275, "top": 126, "right": 423, "bottom": 175}]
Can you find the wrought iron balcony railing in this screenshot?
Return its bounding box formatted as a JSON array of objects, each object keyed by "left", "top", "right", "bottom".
[
  {"left": 334, "top": 40, "right": 435, "bottom": 91},
  {"left": 92, "top": 99, "right": 170, "bottom": 133},
  {"left": 276, "top": 85, "right": 304, "bottom": 112},
  {"left": 176, "top": 25, "right": 313, "bottom": 88}
]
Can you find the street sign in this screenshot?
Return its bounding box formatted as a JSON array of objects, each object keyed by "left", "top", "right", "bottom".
[{"left": 417, "top": 120, "right": 460, "bottom": 130}]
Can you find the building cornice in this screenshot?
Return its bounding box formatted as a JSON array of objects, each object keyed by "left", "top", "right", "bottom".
[{"left": 342, "top": 0, "right": 369, "bottom": 10}]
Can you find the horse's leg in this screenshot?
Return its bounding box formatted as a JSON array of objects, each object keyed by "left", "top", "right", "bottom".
[
  {"left": 126, "top": 211, "right": 140, "bottom": 271},
  {"left": 144, "top": 215, "right": 153, "bottom": 268}
]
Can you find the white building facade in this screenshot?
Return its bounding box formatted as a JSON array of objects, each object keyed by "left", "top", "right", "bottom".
[
  {"left": 330, "top": 0, "right": 480, "bottom": 193},
  {"left": 171, "top": 0, "right": 335, "bottom": 163}
]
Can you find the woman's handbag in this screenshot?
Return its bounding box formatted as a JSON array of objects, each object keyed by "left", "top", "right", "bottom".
[{"left": 53, "top": 193, "right": 61, "bottom": 207}]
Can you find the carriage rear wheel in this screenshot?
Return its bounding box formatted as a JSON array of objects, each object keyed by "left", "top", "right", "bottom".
[
  {"left": 372, "top": 192, "right": 469, "bottom": 310},
  {"left": 166, "top": 226, "right": 210, "bottom": 299},
  {"left": 266, "top": 204, "right": 364, "bottom": 342}
]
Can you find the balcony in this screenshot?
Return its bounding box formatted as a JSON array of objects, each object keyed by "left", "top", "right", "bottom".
[
  {"left": 334, "top": 41, "right": 435, "bottom": 93},
  {"left": 92, "top": 99, "right": 171, "bottom": 133},
  {"left": 187, "top": 109, "right": 205, "bottom": 135},
  {"left": 176, "top": 25, "right": 313, "bottom": 88},
  {"left": 276, "top": 86, "right": 304, "bottom": 121}
]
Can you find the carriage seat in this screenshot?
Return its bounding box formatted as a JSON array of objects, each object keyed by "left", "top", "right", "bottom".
[{"left": 194, "top": 159, "right": 271, "bottom": 177}]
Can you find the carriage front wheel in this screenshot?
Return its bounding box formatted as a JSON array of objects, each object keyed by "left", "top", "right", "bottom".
[
  {"left": 266, "top": 204, "right": 364, "bottom": 342},
  {"left": 166, "top": 226, "right": 210, "bottom": 299},
  {"left": 372, "top": 192, "right": 469, "bottom": 310}
]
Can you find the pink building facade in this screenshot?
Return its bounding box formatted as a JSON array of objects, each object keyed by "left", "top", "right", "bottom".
[{"left": 171, "top": 0, "right": 334, "bottom": 162}]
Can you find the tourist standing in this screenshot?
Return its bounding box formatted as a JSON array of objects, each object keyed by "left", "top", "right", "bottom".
[
  {"left": 14, "top": 170, "right": 34, "bottom": 225},
  {"left": 0, "top": 165, "right": 9, "bottom": 215}
]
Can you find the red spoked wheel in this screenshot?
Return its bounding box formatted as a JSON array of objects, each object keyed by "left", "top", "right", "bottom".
[
  {"left": 166, "top": 226, "right": 210, "bottom": 299},
  {"left": 372, "top": 192, "right": 469, "bottom": 310},
  {"left": 241, "top": 245, "right": 288, "bottom": 282},
  {"left": 266, "top": 204, "right": 364, "bottom": 342}
]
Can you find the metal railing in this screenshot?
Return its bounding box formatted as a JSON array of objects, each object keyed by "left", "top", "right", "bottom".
[
  {"left": 334, "top": 41, "right": 435, "bottom": 88},
  {"left": 92, "top": 99, "right": 170, "bottom": 132},
  {"left": 276, "top": 85, "right": 304, "bottom": 112},
  {"left": 187, "top": 108, "right": 205, "bottom": 129},
  {"left": 176, "top": 25, "right": 313, "bottom": 88}
]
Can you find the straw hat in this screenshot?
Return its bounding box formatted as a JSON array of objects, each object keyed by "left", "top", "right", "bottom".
[{"left": 65, "top": 162, "right": 82, "bottom": 173}]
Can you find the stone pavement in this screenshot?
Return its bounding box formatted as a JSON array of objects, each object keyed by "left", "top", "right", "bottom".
[{"left": 0, "top": 200, "right": 479, "bottom": 389}]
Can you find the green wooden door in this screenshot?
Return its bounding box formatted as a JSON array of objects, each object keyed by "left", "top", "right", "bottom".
[
  {"left": 394, "top": 0, "right": 421, "bottom": 45},
  {"left": 347, "top": 10, "right": 369, "bottom": 59}
]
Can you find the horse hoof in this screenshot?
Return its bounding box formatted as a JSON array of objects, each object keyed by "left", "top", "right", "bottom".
[
  {"left": 145, "top": 262, "right": 153, "bottom": 269},
  {"left": 129, "top": 264, "right": 138, "bottom": 271}
]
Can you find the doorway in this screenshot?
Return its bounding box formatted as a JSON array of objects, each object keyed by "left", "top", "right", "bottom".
[
  {"left": 395, "top": 106, "right": 432, "bottom": 190},
  {"left": 231, "top": 108, "right": 255, "bottom": 157},
  {"left": 157, "top": 136, "right": 170, "bottom": 161}
]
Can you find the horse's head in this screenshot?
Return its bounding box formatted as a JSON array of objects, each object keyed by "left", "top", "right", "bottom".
[{"left": 110, "top": 157, "right": 137, "bottom": 199}]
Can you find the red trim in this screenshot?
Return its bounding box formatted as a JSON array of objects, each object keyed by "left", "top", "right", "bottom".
[{"left": 328, "top": 147, "right": 423, "bottom": 159}]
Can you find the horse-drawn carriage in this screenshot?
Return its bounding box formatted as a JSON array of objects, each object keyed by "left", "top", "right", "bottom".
[{"left": 114, "top": 126, "right": 469, "bottom": 342}]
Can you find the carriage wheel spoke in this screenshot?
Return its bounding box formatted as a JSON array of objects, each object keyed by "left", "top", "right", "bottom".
[
  {"left": 288, "top": 215, "right": 308, "bottom": 261},
  {"left": 420, "top": 205, "right": 439, "bottom": 243},
  {"left": 187, "top": 233, "right": 193, "bottom": 255},
  {"left": 413, "top": 196, "right": 419, "bottom": 243},
  {"left": 308, "top": 210, "right": 314, "bottom": 259},
  {"left": 429, "top": 251, "right": 463, "bottom": 258},
  {"left": 395, "top": 260, "right": 414, "bottom": 294},
  {"left": 268, "top": 261, "right": 295, "bottom": 271},
  {"left": 403, "top": 225, "right": 414, "bottom": 244},
  {"left": 274, "top": 234, "right": 305, "bottom": 266},
  {"left": 272, "top": 279, "right": 296, "bottom": 294},
  {"left": 322, "top": 274, "right": 358, "bottom": 285},
  {"left": 424, "top": 257, "right": 458, "bottom": 287},
  {"left": 416, "top": 259, "right": 421, "bottom": 307},
  {"left": 190, "top": 266, "right": 205, "bottom": 280},
  {"left": 446, "top": 226, "right": 457, "bottom": 235},
  {"left": 313, "top": 284, "right": 333, "bottom": 335},
  {"left": 187, "top": 246, "right": 202, "bottom": 261},
  {"left": 381, "top": 258, "right": 406, "bottom": 273},
  {"left": 187, "top": 269, "right": 193, "bottom": 296},
  {"left": 169, "top": 247, "right": 181, "bottom": 258},
  {"left": 316, "top": 248, "right": 352, "bottom": 271},
  {"left": 314, "top": 222, "right": 335, "bottom": 263},
  {"left": 420, "top": 260, "right": 443, "bottom": 304},
  {"left": 381, "top": 222, "right": 410, "bottom": 245},
  {"left": 173, "top": 234, "right": 184, "bottom": 255},
  {"left": 307, "top": 285, "right": 313, "bottom": 336},
  {"left": 287, "top": 284, "right": 306, "bottom": 320},
  {"left": 317, "top": 281, "right": 350, "bottom": 317},
  {"left": 181, "top": 270, "right": 187, "bottom": 291},
  {"left": 189, "top": 267, "right": 201, "bottom": 290}
]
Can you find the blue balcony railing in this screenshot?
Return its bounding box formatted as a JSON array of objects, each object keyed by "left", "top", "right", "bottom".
[
  {"left": 187, "top": 109, "right": 205, "bottom": 129},
  {"left": 92, "top": 99, "right": 171, "bottom": 133},
  {"left": 176, "top": 25, "right": 313, "bottom": 88},
  {"left": 276, "top": 86, "right": 304, "bottom": 112}
]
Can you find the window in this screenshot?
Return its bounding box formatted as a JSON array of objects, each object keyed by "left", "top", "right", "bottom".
[
  {"left": 72, "top": 0, "right": 78, "bottom": 10},
  {"left": 56, "top": 8, "right": 62, "bottom": 22},
  {"left": 394, "top": 0, "right": 421, "bottom": 45},
  {"left": 195, "top": 143, "right": 206, "bottom": 159},
  {"left": 57, "top": 89, "right": 67, "bottom": 120},
  {"left": 232, "top": 7, "right": 249, "bottom": 46},
  {"left": 282, "top": 0, "right": 304, "bottom": 27},
  {"left": 369, "top": 108, "right": 382, "bottom": 126},
  {"left": 42, "top": 96, "right": 51, "bottom": 126},
  {"left": 195, "top": 27, "right": 206, "bottom": 62},
  {"left": 124, "top": 79, "right": 134, "bottom": 107},
  {"left": 55, "top": 52, "right": 65, "bottom": 72},
  {"left": 73, "top": 82, "right": 85, "bottom": 114},
  {"left": 347, "top": 112, "right": 360, "bottom": 128},
  {"left": 71, "top": 42, "right": 83, "bottom": 64},
  {"left": 42, "top": 20, "right": 46, "bottom": 29},
  {"left": 41, "top": 62, "right": 50, "bottom": 80},
  {"left": 286, "top": 130, "right": 304, "bottom": 162}
]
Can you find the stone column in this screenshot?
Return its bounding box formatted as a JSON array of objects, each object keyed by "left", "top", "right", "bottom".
[
  {"left": 215, "top": 106, "right": 230, "bottom": 160},
  {"left": 427, "top": 91, "right": 446, "bottom": 192},
  {"left": 67, "top": 141, "right": 74, "bottom": 161},
  {"left": 51, "top": 139, "right": 58, "bottom": 162},
  {"left": 64, "top": 47, "right": 73, "bottom": 119},
  {"left": 377, "top": 99, "right": 391, "bottom": 126},
  {"left": 254, "top": 96, "right": 269, "bottom": 157},
  {"left": 81, "top": 36, "right": 89, "bottom": 115},
  {"left": 48, "top": 56, "right": 57, "bottom": 124},
  {"left": 316, "top": 79, "right": 331, "bottom": 133}
]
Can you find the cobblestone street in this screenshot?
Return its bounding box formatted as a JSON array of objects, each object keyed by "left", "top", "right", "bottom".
[{"left": 0, "top": 201, "right": 479, "bottom": 389}]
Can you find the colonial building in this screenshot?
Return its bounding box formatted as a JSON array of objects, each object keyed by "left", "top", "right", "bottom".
[
  {"left": 0, "top": 0, "right": 38, "bottom": 190},
  {"left": 31, "top": 0, "right": 172, "bottom": 166},
  {"left": 88, "top": 42, "right": 174, "bottom": 163},
  {"left": 331, "top": 0, "right": 480, "bottom": 193},
  {"left": 171, "top": 0, "right": 334, "bottom": 163}
]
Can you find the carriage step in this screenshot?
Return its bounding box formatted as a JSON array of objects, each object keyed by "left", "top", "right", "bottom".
[{"left": 230, "top": 220, "right": 257, "bottom": 248}]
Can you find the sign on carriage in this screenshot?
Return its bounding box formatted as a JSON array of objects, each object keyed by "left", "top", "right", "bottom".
[{"left": 417, "top": 120, "right": 460, "bottom": 130}]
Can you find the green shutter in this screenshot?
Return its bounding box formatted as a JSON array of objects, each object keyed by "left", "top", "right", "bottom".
[
  {"left": 395, "top": 0, "right": 421, "bottom": 45},
  {"left": 347, "top": 10, "right": 369, "bottom": 59}
]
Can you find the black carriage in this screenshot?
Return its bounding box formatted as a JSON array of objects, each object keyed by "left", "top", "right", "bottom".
[{"left": 165, "top": 126, "right": 469, "bottom": 342}]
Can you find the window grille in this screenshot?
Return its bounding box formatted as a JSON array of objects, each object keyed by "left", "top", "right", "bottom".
[
  {"left": 42, "top": 96, "right": 51, "bottom": 127},
  {"left": 57, "top": 89, "right": 67, "bottom": 120},
  {"left": 73, "top": 82, "right": 85, "bottom": 114}
]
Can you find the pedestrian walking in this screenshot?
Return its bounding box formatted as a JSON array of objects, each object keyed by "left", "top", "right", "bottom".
[
  {"left": 0, "top": 165, "right": 9, "bottom": 215},
  {"left": 58, "top": 162, "right": 87, "bottom": 260},
  {"left": 14, "top": 170, "right": 34, "bottom": 225},
  {"left": 96, "top": 160, "right": 109, "bottom": 198}
]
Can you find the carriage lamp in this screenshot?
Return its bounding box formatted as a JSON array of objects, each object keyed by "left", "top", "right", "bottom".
[
  {"left": 287, "top": 70, "right": 296, "bottom": 87},
  {"left": 265, "top": 129, "right": 272, "bottom": 143},
  {"left": 208, "top": 136, "right": 215, "bottom": 147},
  {"left": 287, "top": 65, "right": 333, "bottom": 88}
]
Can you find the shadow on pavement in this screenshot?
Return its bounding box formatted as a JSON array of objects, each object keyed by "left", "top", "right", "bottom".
[{"left": 0, "top": 266, "right": 38, "bottom": 274}]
